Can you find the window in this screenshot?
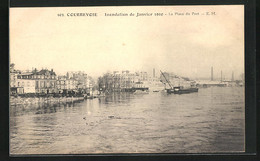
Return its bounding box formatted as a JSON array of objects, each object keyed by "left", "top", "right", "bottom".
[{"left": 41, "top": 81, "right": 44, "bottom": 88}]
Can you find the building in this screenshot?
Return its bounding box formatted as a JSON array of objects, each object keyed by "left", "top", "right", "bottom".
[
  {"left": 66, "top": 71, "right": 90, "bottom": 93},
  {"left": 120, "top": 70, "right": 136, "bottom": 89},
  {"left": 113, "top": 70, "right": 146, "bottom": 90},
  {"left": 66, "top": 79, "right": 77, "bottom": 91},
  {"left": 56, "top": 76, "right": 67, "bottom": 93},
  {"left": 135, "top": 71, "right": 148, "bottom": 81},
  {"left": 112, "top": 71, "right": 121, "bottom": 91},
  {"left": 9, "top": 63, "right": 23, "bottom": 94},
  {"left": 11, "top": 68, "right": 57, "bottom": 94},
  {"left": 33, "top": 69, "right": 57, "bottom": 94},
  {"left": 11, "top": 72, "right": 36, "bottom": 94},
  {"left": 98, "top": 70, "right": 150, "bottom": 92},
  {"left": 57, "top": 71, "right": 91, "bottom": 94},
  {"left": 10, "top": 66, "right": 94, "bottom": 94},
  {"left": 10, "top": 73, "right": 18, "bottom": 88},
  {"left": 16, "top": 79, "right": 36, "bottom": 93}
]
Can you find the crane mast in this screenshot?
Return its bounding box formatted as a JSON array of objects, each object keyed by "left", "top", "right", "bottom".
[{"left": 160, "top": 70, "right": 173, "bottom": 89}]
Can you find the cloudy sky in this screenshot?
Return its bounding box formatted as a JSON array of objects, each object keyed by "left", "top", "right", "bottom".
[{"left": 10, "top": 5, "right": 244, "bottom": 80}]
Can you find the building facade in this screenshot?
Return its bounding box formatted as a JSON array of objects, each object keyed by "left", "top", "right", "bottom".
[
  {"left": 16, "top": 79, "right": 36, "bottom": 93},
  {"left": 9, "top": 64, "right": 22, "bottom": 94},
  {"left": 57, "top": 72, "right": 91, "bottom": 94},
  {"left": 34, "top": 69, "right": 57, "bottom": 94},
  {"left": 56, "top": 76, "right": 67, "bottom": 93}
]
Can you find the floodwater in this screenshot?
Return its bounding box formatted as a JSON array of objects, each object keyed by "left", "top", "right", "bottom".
[{"left": 10, "top": 87, "right": 245, "bottom": 154}]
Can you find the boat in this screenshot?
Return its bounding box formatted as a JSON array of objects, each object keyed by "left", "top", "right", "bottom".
[
  {"left": 166, "top": 86, "right": 198, "bottom": 94},
  {"left": 160, "top": 70, "right": 199, "bottom": 94},
  {"left": 133, "top": 89, "right": 149, "bottom": 94}
]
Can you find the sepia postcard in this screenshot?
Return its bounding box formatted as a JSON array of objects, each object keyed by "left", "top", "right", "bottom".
[{"left": 9, "top": 5, "right": 245, "bottom": 155}]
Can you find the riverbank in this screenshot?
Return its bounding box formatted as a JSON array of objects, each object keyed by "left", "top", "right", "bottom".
[{"left": 10, "top": 96, "right": 85, "bottom": 106}]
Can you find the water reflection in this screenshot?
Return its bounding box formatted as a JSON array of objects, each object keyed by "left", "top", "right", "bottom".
[
  {"left": 10, "top": 101, "right": 82, "bottom": 117},
  {"left": 10, "top": 87, "right": 245, "bottom": 154}
]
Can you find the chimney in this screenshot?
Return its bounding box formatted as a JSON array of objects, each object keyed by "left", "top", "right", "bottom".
[
  {"left": 221, "top": 70, "right": 222, "bottom": 82},
  {"left": 211, "top": 67, "right": 213, "bottom": 81}
]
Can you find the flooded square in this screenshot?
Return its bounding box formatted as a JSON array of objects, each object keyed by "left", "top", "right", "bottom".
[{"left": 10, "top": 87, "right": 244, "bottom": 154}]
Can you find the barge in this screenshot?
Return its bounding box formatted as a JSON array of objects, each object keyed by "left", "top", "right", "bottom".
[{"left": 166, "top": 86, "right": 198, "bottom": 94}]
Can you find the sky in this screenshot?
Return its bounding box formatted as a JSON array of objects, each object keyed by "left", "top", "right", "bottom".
[{"left": 10, "top": 5, "right": 244, "bottom": 80}]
